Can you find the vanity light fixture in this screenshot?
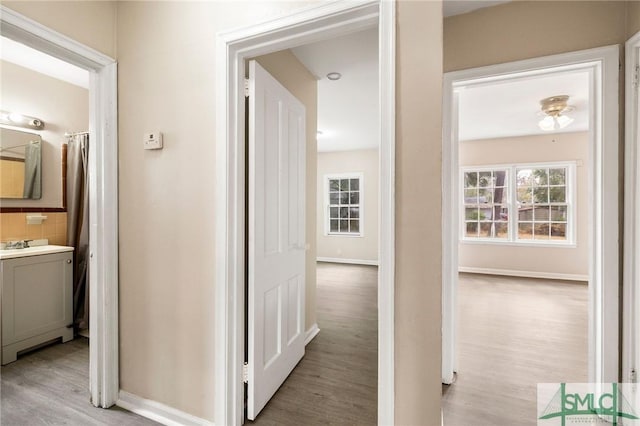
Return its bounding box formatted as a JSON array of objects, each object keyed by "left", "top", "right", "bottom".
[
  {"left": 538, "top": 95, "right": 574, "bottom": 132},
  {"left": 326, "top": 72, "right": 342, "bottom": 81},
  {"left": 0, "top": 110, "right": 44, "bottom": 130}
]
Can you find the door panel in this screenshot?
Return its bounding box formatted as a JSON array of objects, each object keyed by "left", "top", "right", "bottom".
[{"left": 247, "top": 60, "right": 306, "bottom": 420}]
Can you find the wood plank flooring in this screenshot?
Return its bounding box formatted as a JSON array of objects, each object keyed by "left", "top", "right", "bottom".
[
  {"left": 442, "top": 273, "right": 588, "bottom": 426},
  {"left": 0, "top": 337, "right": 158, "bottom": 426},
  {"left": 249, "top": 262, "right": 378, "bottom": 425}
]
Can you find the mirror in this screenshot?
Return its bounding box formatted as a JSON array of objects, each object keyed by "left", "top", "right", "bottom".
[{"left": 0, "top": 127, "right": 42, "bottom": 199}]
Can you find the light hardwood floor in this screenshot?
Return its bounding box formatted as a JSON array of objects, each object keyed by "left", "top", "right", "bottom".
[
  {"left": 249, "top": 262, "right": 378, "bottom": 425},
  {"left": 0, "top": 337, "right": 158, "bottom": 426},
  {"left": 442, "top": 273, "right": 588, "bottom": 426}
]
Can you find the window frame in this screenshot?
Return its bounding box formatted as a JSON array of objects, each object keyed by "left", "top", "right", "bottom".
[
  {"left": 460, "top": 161, "right": 577, "bottom": 247},
  {"left": 324, "top": 172, "right": 364, "bottom": 237}
]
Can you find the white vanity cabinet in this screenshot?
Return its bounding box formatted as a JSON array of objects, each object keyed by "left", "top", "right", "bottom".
[{"left": 1, "top": 247, "right": 74, "bottom": 365}]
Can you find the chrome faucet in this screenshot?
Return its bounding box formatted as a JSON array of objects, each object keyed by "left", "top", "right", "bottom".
[{"left": 5, "top": 240, "right": 32, "bottom": 249}]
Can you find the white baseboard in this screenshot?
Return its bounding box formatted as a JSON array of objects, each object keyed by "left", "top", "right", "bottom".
[
  {"left": 117, "top": 390, "right": 214, "bottom": 426},
  {"left": 317, "top": 257, "right": 378, "bottom": 266},
  {"left": 458, "top": 266, "right": 588, "bottom": 282},
  {"left": 305, "top": 323, "right": 320, "bottom": 345}
]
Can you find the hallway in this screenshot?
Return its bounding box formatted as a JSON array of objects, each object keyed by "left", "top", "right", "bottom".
[{"left": 250, "top": 262, "right": 378, "bottom": 425}]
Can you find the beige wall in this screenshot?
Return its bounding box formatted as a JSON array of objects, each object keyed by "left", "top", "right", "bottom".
[
  {"left": 395, "top": 1, "right": 442, "bottom": 424},
  {"left": 3, "top": 1, "right": 117, "bottom": 58},
  {"left": 1, "top": 60, "right": 89, "bottom": 208},
  {"left": 316, "top": 149, "right": 379, "bottom": 262},
  {"left": 254, "top": 50, "right": 318, "bottom": 332},
  {"left": 5, "top": 1, "right": 445, "bottom": 424},
  {"left": 444, "top": 1, "right": 627, "bottom": 72},
  {"left": 459, "top": 132, "right": 589, "bottom": 277},
  {"left": 629, "top": 1, "right": 640, "bottom": 38},
  {"left": 115, "top": 1, "right": 321, "bottom": 421}
]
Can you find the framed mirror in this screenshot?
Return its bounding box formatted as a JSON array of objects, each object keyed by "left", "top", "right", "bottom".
[{"left": 0, "top": 127, "right": 42, "bottom": 199}]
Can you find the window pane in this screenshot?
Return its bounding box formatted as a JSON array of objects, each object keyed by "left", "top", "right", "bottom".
[
  {"left": 495, "top": 222, "right": 508, "bottom": 239},
  {"left": 517, "top": 187, "right": 533, "bottom": 204},
  {"left": 350, "top": 192, "right": 360, "bottom": 204},
  {"left": 464, "top": 188, "right": 477, "bottom": 203},
  {"left": 329, "top": 180, "right": 340, "bottom": 191},
  {"left": 465, "top": 207, "right": 482, "bottom": 221},
  {"left": 551, "top": 223, "right": 567, "bottom": 240},
  {"left": 533, "top": 223, "right": 550, "bottom": 239},
  {"left": 533, "top": 206, "right": 550, "bottom": 222},
  {"left": 330, "top": 207, "right": 339, "bottom": 218},
  {"left": 479, "top": 222, "right": 493, "bottom": 237},
  {"left": 330, "top": 220, "right": 339, "bottom": 232},
  {"left": 350, "top": 220, "right": 359, "bottom": 233},
  {"left": 479, "top": 171, "right": 492, "bottom": 187},
  {"left": 549, "top": 186, "right": 566, "bottom": 203},
  {"left": 464, "top": 172, "right": 478, "bottom": 188},
  {"left": 533, "top": 187, "right": 548, "bottom": 204},
  {"left": 329, "top": 193, "right": 339, "bottom": 204},
  {"left": 465, "top": 222, "right": 478, "bottom": 237},
  {"left": 340, "top": 179, "right": 349, "bottom": 191},
  {"left": 478, "top": 189, "right": 493, "bottom": 204},
  {"left": 350, "top": 179, "right": 359, "bottom": 191},
  {"left": 518, "top": 222, "right": 533, "bottom": 240},
  {"left": 533, "top": 169, "right": 548, "bottom": 186},
  {"left": 350, "top": 207, "right": 359, "bottom": 218},
  {"left": 340, "top": 220, "right": 349, "bottom": 232},
  {"left": 340, "top": 207, "right": 348, "bottom": 218},
  {"left": 550, "top": 206, "right": 567, "bottom": 221},
  {"left": 518, "top": 206, "right": 533, "bottom": 221},
  {"left": 549, "top": 168, "right": 566, "bottom": 185},
  {"left": 517, "top": 169, "right": 532, "bottom": 186},
  {"left": 340, "top": 192, "right": 349, "bottom": 204},
  {"left": 493, "top": 187, "right": 507, "bottom": 204}
]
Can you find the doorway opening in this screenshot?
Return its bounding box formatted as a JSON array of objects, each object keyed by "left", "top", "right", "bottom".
[
  {"left": 214, "top": 2, "right": 395, "bottom": 425},
  {"left": 441, "top": 46, "right": 620, "bottom": 424},
  {"left": 244, "top": 27, "right": 380, "bottom": 423},
  {"left": 0, "top": 5, "right": 119, "bottom": 409}
]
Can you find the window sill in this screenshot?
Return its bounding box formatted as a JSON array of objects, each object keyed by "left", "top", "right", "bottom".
[
  {"left": 459, "top": 238, "right": 577, "bottom": 249},
  {"left": 326, "top": 232, "right": 363, "bottom": 238}
]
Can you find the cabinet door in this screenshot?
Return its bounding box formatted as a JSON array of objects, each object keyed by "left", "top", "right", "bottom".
[{"left": 2, "top": 252, "right": 73, "bottom": 346}]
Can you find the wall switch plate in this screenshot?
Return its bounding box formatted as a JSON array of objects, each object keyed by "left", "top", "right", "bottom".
[{"left": 144, "top": 131, "right": 163, "bottom": 150}]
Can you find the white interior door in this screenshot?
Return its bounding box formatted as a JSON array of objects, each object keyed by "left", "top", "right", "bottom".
[{"left": 247, "top": 60, "right": 306, "bottom": 420}]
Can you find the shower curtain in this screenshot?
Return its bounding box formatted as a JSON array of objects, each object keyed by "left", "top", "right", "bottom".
[
  {"left": 67, "top": 133, "right": 89, "bottom": 331},
  {"left": 23, "top": 141, "right": 41, "bottom": 198}
]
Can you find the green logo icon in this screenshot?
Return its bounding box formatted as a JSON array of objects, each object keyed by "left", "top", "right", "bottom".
[{"left": 538, "top": 383, "right": 639, "bottom": 425}]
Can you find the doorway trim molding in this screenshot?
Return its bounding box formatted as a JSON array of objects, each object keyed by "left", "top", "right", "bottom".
[
  {"left": 623, "top": 30, "right": 640, "bottom": 385},
  {"left": 0, "top": 6, "right": 119, "bottom": 407},
  {"left": 442, "top": 46, "right": 620, "bottom": 385},
  {"left": 214, "top": 1, "right": 395, "bottom": 425}
]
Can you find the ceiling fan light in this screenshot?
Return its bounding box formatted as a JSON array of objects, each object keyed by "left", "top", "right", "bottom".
[
  {"left": 538, "top": 115, "right": 555, "bottom": 131},
  {"left": 556, "top": 114, "right": 574, "bottom": 129}
]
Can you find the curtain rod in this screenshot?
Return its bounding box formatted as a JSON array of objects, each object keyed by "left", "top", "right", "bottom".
[{"left": 65, "top": 131, "right": 89, "bottom": 137}]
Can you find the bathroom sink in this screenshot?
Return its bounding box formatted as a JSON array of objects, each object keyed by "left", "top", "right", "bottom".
[{"left": 0, "top": 245, "right": 74, "bottom": 260}]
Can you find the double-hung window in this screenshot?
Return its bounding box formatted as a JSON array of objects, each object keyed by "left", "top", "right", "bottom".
[
  {"left": 325, "top": 173, "right": 363, "bottom": 236},
  {"left": 461, "top": 162, "right": 575, "bottom": 245}
]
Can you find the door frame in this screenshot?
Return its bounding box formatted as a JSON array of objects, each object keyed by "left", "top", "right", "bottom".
[
  {"left": 214, "top": 1, "right": 395, "bottom": 425},
  {"left": 0, "top": 6, "right": 119, "bottom": 407},
  {"left": 623, "top": 30, "right": 640, "bottom": 384},
  {"left": 442, "top": 46, "right": 620, "bottom": 385}
]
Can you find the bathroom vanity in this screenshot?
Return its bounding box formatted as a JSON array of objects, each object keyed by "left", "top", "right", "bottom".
[{"left": 0, "top": 245, "right": 74, "bottom": 365}]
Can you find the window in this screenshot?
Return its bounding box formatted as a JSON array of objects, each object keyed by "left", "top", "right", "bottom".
[
  {"left": 461, "top": 162, "right": 575, "bottom": 245},
  {"left": 326, "top": 174, "right": 362, "bottom": 236}
]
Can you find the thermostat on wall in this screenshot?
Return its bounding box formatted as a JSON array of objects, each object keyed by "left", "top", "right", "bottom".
[{"left": 144, "top": 131, "right": 163, "bottom": 150}]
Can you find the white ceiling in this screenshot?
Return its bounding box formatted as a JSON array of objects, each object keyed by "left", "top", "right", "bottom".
[
  {"left": 458, "top": 70, "right": 590, "bottom": 141},
  {"left": 292, "top": 28, "right": 379, "bottom": 152},
  {"left": 444, "top": 0, "right": 512, "bottom": 18},
  {"left": 1, "top": 36, "right": 89, "bottom": 89}
]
